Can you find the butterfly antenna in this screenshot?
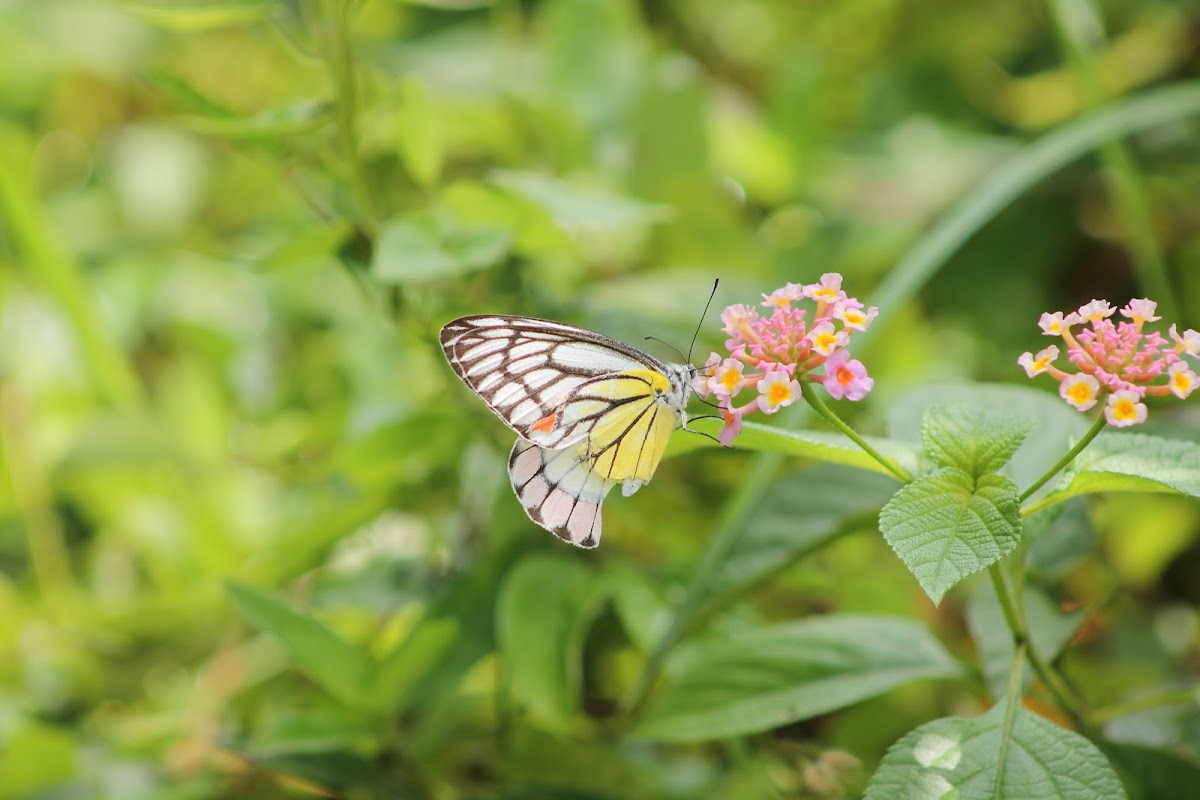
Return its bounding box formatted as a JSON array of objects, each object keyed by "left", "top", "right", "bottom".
[
  {"left": 644, "top": 335, "right": 687, "bottom": 362},
  {"left": 687, "top": 279, "right": 720, "bottom": 366}
]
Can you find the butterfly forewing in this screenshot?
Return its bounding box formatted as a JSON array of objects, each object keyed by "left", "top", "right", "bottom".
[{"left": 441, "top": 315, "right": 666, "bottom": 446}]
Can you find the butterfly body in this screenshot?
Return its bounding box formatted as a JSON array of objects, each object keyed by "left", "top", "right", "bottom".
[{"left": 440, "top": 315, "right": 691, "bottom": 547}]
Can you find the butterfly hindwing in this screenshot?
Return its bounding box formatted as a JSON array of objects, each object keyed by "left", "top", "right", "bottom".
[{"left": 509, "top": 439, "right": 613, "bottom": 548}]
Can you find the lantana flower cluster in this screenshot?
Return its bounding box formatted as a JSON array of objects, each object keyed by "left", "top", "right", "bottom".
[
  {"left": 1019, "top": 298, "right": 1199, "bottom": 427},
  {"left": 695, "top": 273, "right": 877, "bottom": 447}
]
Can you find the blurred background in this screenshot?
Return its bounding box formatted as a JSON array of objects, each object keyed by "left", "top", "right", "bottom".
[{"left": 1, "top": 0, "right": 1199, "bottom": 797}]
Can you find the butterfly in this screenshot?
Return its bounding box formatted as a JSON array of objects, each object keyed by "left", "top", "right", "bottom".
[{"left": 440, "top": 315, "right": 694, "bottom": 548}]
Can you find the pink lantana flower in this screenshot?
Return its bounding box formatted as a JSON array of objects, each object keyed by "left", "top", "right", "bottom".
[
  {"left": 1020, "top": 297, "right": 1199, "bottom": 426},
  {"left": 1168, "top": 362, "right": 1198, "bottom": 399},
  {"left": 757, "top": 370, "right": 802, "bottom": 414},
  {"left": 1018, "top": 345, "right": 1059, "bottom": 378},
  {"left": 717, "top": 398, "right": 745, "bottom": 447},
  {"left": 822, "top": 350, "right": 874, "bottom": 400},
  {"left": 694, "top": 274, "right": 876, "bottom": 446},
  {"left": 708, "top": 358, "right": 746, "bottom": 397}
]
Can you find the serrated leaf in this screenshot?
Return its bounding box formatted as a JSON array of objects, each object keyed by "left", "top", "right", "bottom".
[
  {"left": 226, "top": 582, "right": 371, "bottom": 709},
  {"left": 880, "top": 468, "right": 1022, "bottom": 605},
  {"left": 122, "top": 0, "right": 277, "bottom": 30},
  {"left": 865, "top": 702, "right": 1127, "bottom": 800},
  {"left": 635, "top": 616, "right": 962, "bottom": 742},
  {"left": 667, "top": 417, "right": 919, "bottom": 478},
  {"left": 1040, "top": 433, "right": 1200, "bottom": 507},
  {"left": 488, "top": 170, "right": 673, "bottom": 234},
  {"left": 923, "top": 404, "right": 1036, "bottom": 477},
  {"left": 371, "top": 214, "right": 509, "bottom": 283},
  {"left": 966, "top": 584, "right": 1087, "bottom": 700},
  {"left": 497, "top": 556, "right": 608, "bottom": 731},
  {"left": 889, "top": 384, "right": 1087, "bottom": 490}
]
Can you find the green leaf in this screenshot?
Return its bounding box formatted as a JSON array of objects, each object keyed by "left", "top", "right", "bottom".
[
  {"left": 488, "top": 169, "right": 674, "bottom": 234},
  {"left": 177, "top": 100, "right": 332, "bottom": 142},
  {"left": 667, "top": 417, "right": 920, "bottom": 478},
  {"left": 865, "top": 702, "right": 1127, "bottom": 800},
  {"left": 225, "top": 582, "right": 372, "bottom": 710},
  {"left": 1040, "top": 432, "right": 1200, "bottom": 505},
  {"left": 966, "top": 584, "right": 1087, "bottom": 700},
  {"left": 689, "top": 467, "right": 900, "bottom": 625},
  {"left": 1025, "top": 499, "right": 1094, "bottom": 580},
  {"left": 889, "top": 384, "right": 1086, "bottom": 490},
  {"left": 923, "top": 404, "right": 1036, "bottom": 477},
  {"left": 0, "top": 721, "right": 77, "bottom": 797},
  {"left": 368, "top": 556, "right": 507, "bottom": 712},
  {"left": 1103, "top": 742, "right": 1200, "bottom": 800},
  {"left": 259, "top": 222, "right": 354, "bottom": 271},
  {"left": 394, "top": 78, "right": 444, "bottom": 188},
  {"left": 395, "top": 0, "right": 494, "bottom": 8},
  {"left": 371, "top": 213, "right": 510, "bottom": 283},
  {"left": 497, "top": 555, "right": 608, "bottom": 731},
  {"left": 503, "top": 727, "right": 656, "bottom": 798},
  {"left": 635, "top": 615, "right": 962, "bottom": 742},
  {"left": 880, "top": 468, "right": 1022, "bottom": 605},
  {"left": 122, "top": 0, "right": 277, "bottom": 30}
]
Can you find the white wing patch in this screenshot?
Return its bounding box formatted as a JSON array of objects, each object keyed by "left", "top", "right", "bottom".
[{"left": 509, "top": 439, "right": 621, "bottom": 548}]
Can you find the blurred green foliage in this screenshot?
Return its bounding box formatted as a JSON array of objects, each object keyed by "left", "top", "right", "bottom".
[{"left": 1, "top": 0, "right": 1199, "bottom": 798}]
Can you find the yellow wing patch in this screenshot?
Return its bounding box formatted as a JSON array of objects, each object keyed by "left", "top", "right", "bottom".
[{"left": 584, "top": 369, "right": 675, "bottom": 483}]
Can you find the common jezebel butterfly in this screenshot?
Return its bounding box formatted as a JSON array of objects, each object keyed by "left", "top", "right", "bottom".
[{"left": 440, "top": 315, "right": 693, "bottom": 548}]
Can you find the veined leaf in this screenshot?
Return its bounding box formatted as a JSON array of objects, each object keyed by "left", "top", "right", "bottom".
[
  {"left": 635, "top": 615, "right": 962, "bottom": 742},
  {"left": 1041, "top": 432, "right": 1200, "bottom": 505},
  {"left": 889, "top": 384, "right": 1086, "bottom": 491},
  {"left": 865, "top": 701, "right": 1126, "bottom": 800},
  {"left": 923, "top": 404, "right": 1036, "bottom": 478},
  {"left": 880, "top": 468, "right": 1022, "bottom": 605}
]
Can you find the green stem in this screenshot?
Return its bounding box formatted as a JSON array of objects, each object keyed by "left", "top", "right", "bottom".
[
  {"left": 1089, "top": 687, "right": 1200, "bottom": 726},
  {"left": 800, "top": 381, "right": 911, "bottom": 482},
  {"left": 323, "top": 0, "right": 379, "bottom": 233},
  {"left": 995, "top": 641, "right": 1026, "bottom": 800},
  {"left": 1046, "top": 0, "right": 1176, "bottom": 320},
  {"left": 1019, "top": 411, "right": 1107, "bottom": 503},
  {"left": 0, "top": 129, "right": 142, "bottom": 409},
  {"left": 988, "top": 564, "right": 1089, "bottom": 728}
]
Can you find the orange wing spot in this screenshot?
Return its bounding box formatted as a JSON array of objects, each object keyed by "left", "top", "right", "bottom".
[{"left": 530, "top": 412, "right": 558, "bottom": 433}]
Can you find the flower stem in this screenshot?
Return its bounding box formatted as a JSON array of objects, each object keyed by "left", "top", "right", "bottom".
[
  {"left": 799, "top": 381, "right": 912, "bottom": 482},
  {"left": 1019, "top": 411, "right": 1107, "bottom": 503}
]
